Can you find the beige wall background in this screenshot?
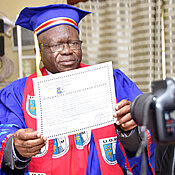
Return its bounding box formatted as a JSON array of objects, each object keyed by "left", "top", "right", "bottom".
[{"left": 0, "top": 0, "right": 67, "bottom": 89}]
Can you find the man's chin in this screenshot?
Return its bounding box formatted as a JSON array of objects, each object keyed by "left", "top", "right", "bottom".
[{"left": 57, "top": 65, "right": 80, "bottom": 73}]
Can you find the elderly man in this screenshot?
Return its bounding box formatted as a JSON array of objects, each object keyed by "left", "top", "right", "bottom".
[{"left": 0, "top": 4, "right": 155, "bottom": 175}]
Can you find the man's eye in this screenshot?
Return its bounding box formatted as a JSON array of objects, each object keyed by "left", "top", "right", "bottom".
[
  {"left": 71, "top": 42, "right": 79, "bottom": 45},
  {"left": 50, "top": 44, "right": 61, "bottom": 47},
  {"left": 47, "top": 45, "right": 52, "bottom": 48}
]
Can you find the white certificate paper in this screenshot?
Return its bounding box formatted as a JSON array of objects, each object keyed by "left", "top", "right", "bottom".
[{"left": 33, "top": 61, "right": 116, "bottom": 139}]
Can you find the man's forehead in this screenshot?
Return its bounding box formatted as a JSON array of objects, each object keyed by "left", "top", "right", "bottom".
[{"left": 38, "top": 25, "right": 79, "bottom": 41}]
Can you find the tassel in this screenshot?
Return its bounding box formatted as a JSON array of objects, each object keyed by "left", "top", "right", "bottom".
[{"left": 34, "top": 32, "right": 42, "bottom": 77}]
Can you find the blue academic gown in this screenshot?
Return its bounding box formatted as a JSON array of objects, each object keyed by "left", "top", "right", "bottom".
[{"left": 0, "top": 68, "right": 155, "bottom": 175}]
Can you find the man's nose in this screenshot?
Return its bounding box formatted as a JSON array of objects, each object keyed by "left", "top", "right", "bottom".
[{"left": 60, "top": 44, "right": 73, "bottom": 55}]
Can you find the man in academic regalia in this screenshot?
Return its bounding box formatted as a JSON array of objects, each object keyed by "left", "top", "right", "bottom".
[{"left": 0, "top": 4, "right": 155, "bottom": 175}]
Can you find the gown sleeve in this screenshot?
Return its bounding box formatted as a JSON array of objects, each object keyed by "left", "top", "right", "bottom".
[
  {"left": 0, "top": 78, "right": 27, "bottom": 169},
  {"left": 113, "top": 69, "right": 155, "bottom": 175},
  {"left": 87, "top": 69, "right": 155, "bottom": 175}
]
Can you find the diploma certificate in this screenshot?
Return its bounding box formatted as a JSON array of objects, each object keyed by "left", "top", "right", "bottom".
[{"left": 33, "top": 61, "right": 116, "bottom": 139}]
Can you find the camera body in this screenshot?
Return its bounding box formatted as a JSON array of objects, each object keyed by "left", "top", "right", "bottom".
[{"left": 131, "top": 78, "right": 175, "bottom": 144}]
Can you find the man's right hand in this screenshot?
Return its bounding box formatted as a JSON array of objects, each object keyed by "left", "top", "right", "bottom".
[{"left": 13, "top": 128, "right": 47, "bottom": 158}]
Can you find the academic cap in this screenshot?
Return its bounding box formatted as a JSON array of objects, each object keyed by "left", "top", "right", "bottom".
[{"left": 15, "top": 4, "right": 91, "bottom": 35}]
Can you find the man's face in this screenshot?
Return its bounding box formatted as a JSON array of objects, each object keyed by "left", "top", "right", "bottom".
[{"left": 38, "top": 25, "right": 82, "bottom": 73}]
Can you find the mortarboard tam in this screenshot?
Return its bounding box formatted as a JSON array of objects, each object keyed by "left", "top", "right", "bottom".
[
  {"left": 15, "top": 4, "right": 91, "bottom": 77},
  {"left": 15, "top": 4, "right": 91, "bottom": 35}
]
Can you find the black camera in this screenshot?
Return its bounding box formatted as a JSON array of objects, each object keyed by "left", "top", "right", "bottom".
[{"left": 131, "top": 78, "right": 175, "bottom": 144}]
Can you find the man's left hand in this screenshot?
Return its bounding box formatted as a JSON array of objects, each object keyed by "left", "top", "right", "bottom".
[{"left": 113, "top": 99, "right": 137, "bottom": 132}]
